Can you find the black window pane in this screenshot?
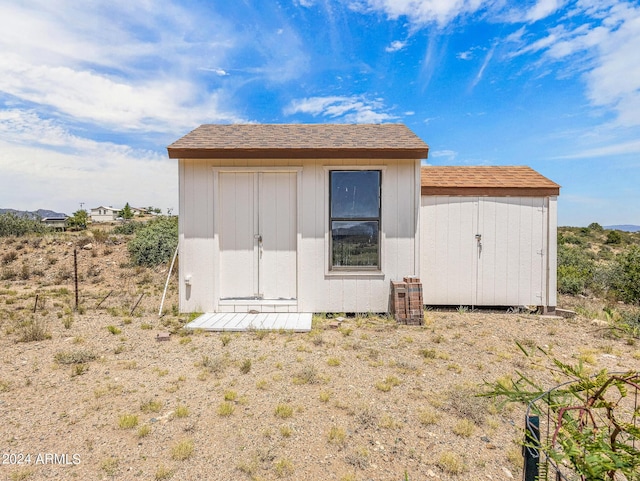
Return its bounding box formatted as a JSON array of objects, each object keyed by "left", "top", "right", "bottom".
[
  {"left": 331, "top": 221, "right": 379, "bottom": 267},
  {"left": 331, "top": 171, "right": 380, "bottom": 218}
]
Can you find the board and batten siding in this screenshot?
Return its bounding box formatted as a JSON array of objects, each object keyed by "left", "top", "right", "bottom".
[
  {"left": 420, "top": 195, "right": 557, "bottom": 308},
  {"left": 179, "top": 158, "right": 420, "bottom": 313}
]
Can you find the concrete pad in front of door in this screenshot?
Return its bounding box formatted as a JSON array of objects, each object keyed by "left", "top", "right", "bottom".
[{"left": 185, "top": 312, "right": 312, "bottom": 332}]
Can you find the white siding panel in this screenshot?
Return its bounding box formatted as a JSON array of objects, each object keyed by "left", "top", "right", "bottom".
[
  {"left": 547, "top": 197, "right": 558, "bottom": 307},
  {"left": 179, "top": 160, "right": 215, "bottom": 312}
]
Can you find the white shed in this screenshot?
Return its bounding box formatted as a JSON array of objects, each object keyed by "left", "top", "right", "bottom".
[
  {"left": 419, "top": 166, "right": 560, "bottom": 311},
  {"left": 167, "top": 124, "right": 429, "bottom": 314}
]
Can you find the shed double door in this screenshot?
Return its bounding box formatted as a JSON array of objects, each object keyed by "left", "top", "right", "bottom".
[
  {"left": 422, "top": 196, "right": 547, "bottom": 306},
  {"left": 219, "top": 172, "right": 297, "bottom": 300}
]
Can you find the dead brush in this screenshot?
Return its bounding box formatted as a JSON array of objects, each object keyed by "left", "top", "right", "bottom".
[
  {"left": 17, "top": 318, "right": 51, "bottom": 342},
  {"left": 54, "top": 349, "right": 97, "bottom": 364},
  {"left": 292, "top": 365, "right": 320, "bottom": 385},
  {"left": 446, "top": 385, "right": 488, "bottom": 425},
  {"left": 199, "top": 355, "right": 227, "bottom": 375}
]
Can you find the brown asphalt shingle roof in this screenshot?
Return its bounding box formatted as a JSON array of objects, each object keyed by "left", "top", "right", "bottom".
[
  {"left": 167, "top": 124, "right": 429, "bottom": 159},
  {"left": 421, "top": 166, "right": 560, "bottom": 196}
]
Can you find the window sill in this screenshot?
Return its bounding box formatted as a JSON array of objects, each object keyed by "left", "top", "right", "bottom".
[{"left": 325, "top": 270, "right": 385, "bottom": 279}]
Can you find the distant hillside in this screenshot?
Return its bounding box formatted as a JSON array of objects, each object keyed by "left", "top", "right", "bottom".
[
  {"left": 0, "top": 208, "right": 67, "bottom": 219},
  {"left": 604, "top": 225, "right": 640, "bottom": 232}
]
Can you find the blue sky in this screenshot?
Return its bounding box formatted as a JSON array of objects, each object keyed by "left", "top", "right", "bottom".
[{"left": 0, "top": 0, "right": 639, "bottom": 226}]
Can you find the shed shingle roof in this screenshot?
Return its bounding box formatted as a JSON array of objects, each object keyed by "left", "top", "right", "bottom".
[
  {"left": 421, "top": 166, "right": 560, "bottom": 196},
  {"left": 167, "top": 124, "right": 429, "bottom": 159}
]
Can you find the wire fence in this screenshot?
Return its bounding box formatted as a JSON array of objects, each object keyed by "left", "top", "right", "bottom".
[{"left": 523, "top": 373, "right": 640, "bottom": 481}]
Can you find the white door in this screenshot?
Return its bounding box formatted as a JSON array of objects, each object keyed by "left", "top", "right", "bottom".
[
  {"left": 476, "top": 197, "right": 546, "bottom": 307},
  {"left": 219, "top": 172, "right": 297, "bottom": 300},
  {"left": 421, "top": 196, "right": 546, "bottom": 306}
]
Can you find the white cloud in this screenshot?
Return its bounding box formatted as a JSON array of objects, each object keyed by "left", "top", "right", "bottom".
[
  {"left": 507, "top": 1, "right": 640, "bottom": 127},
  {"left": 0, "top": 112, "right": 176, "bottom": 214},
  {"left": 457, "top": 50, "right": 473, "bottom": 60},
  {"left": 429, "top": 149, "right": 458, "bottom": 162},
  {"left": 284, "top": 96, "right": 397, "bottom": 123},
  {"left": 525, "top": 0, "right": 565, "bottom": 22},
  {"left": 0, "top": 53, "right": 240, "bottom": 132},
  {"left": 353, "top": 0, "right": 490, "bottom": 27},
  {"left": 386, "top": 40, "right": 407, "bottom": 52},
  {"left": 553, "top": 139, "right": 640, "bottom": 159},
  {"left": 470, "top": 44, "right": 495, "bottom": 88}
]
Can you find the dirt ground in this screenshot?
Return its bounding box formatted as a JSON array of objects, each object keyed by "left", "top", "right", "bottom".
[{"left": 0, "top": 232, "right": 638, "bottom": 481}]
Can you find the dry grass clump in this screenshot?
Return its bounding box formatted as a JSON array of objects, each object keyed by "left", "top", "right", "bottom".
[
  {"left": 171, "top": 439, "right": 194, "bottom": 461},
  {"left": 327, "top": 426, "right": 347, "bottom": 447},
  {"left": 118, "top": 414, "right": 139, "bottom": 429},
  {"left": 437, "top": 451, "right": 466, "bottom": 474},
  {"left": 154, "top": 465, "right": 174, "bottom": 480},
  {"left": 452, "top": 418, "right": 475, "bottom": 437},
  {"left": 174, "top": 405, "right": 189, "bottom": 418},
  {"left": 217, "top": 402, "right": 234, "bottom": 416},
  {"left": 140, "top": 399, "right": 163, "bottom": 413},
  {"left": 274, "top": 403, "right": 294, "bottom": 419},
  {"left": 274, "top": 458, "right": 294, "bottom": 477},
  {"left": 417, "top": 407, "right": 440, "bottom": 426}
]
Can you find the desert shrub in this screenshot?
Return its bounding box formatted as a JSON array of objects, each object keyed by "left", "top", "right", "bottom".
[
  {"left": 557, "top": 245, "right": 595, "bottom": 295},
  {"left": 605, "top": 230, "right": 622, "bottom": 245},
  {"left": 588, "top": 222, "right": 603, "bottom": 232},
  {"left": 127, "top": 217, "right": 178, "bottom": 266},
  {"left": 2, "top": 251, "right": 18, "bottom": 265},
  {"left": 18, "top": 318, "right": 51, "bottom": 342},
  {"left": 0, "top": 213, "right": 47, "bottom": 236},
  {"left": 54, "top": 349, "right": 97, "bottom": 364},
  {"left": 615, "top": 245, "right": 640, "bottom": 304},
  {"left": 113, "top": 222, "right": 140, "bottom": 235}
]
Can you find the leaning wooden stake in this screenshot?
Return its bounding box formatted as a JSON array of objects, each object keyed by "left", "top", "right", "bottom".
[
  {"left": 130, "top": 293, "right": 144, "bottom": 316},
  {"left": 96, "top": 290, "right": 113, "bottom": 309}
]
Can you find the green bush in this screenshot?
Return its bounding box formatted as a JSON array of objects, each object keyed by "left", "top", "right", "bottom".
[
  {"left": 616, "top": 246, "right": 640, "bottom": 304},
  {"left": 113, "top": 222, "right": 140, "bottom": 235},
  {"left": 557, "top": 245, "right": 594, "bottom": 295},
  {"left": 127, "top": 217, "right": 178, "bottom": 267},
  {"left": 605, "top": 230, "right": 622, "bottom": 245},
  {"left": 0, "top": 213, "right": 47, "bottom": 237}
]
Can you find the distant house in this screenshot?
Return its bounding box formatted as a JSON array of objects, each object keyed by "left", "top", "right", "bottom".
[
  {"left": 90, "top": 206, "right": 120, "bottom": 223},
  {"left": 41, "top": 215, "right": 68, "bottom": 231},
  {"left": 131, "top": 207, "right": 147, "bottom": 216}
]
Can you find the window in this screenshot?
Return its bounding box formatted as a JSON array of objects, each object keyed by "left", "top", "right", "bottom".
[{"left": 330, "top": 170, "right": 381, "bottom": 269}]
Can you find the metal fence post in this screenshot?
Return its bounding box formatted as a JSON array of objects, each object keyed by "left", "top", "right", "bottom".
[{"left": 523, "top": 415, "right": 540, "bottom": 481}]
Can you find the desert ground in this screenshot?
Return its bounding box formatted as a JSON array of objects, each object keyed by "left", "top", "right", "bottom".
[{"left": 0, "top": 231, "right": 638, "bottom": 481}]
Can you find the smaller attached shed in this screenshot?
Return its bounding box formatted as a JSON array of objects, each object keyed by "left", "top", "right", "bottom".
[{"left": 420, "top": 166, "right": 560, "bottom": 311}]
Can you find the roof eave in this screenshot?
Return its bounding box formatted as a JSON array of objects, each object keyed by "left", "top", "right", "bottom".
[
  {"left": 421, "top": 186, "right": 560, "bottom": 196},
  {"left": 167, "top": 147, "right": 429, "bottom": 160}
]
